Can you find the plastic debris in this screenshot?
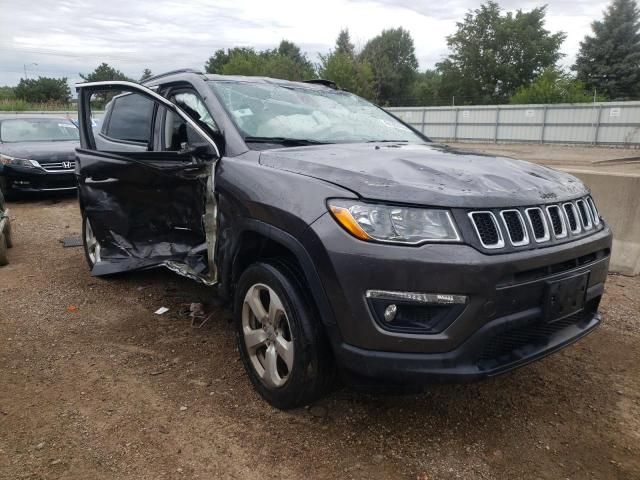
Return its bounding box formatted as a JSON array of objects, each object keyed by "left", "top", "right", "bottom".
[{"left": 155, "top": 307, "right": 169, "bottom": 315}]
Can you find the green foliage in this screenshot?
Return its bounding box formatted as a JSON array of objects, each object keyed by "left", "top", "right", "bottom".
[
  {"left": 139, "top": 68, "right": 153, "bottom": 82},
  {"left": 318, "top": 52, "right": 375, "bottom": 100},
  {"left": 79, "top": 63, "right": 131, "bottom": 82},
  {"left": 437, "top": 1, "right": 566, "bottom": 104},
  {"left": 510, "top": 68, "right": 604, "bottom": 104},
  {"left": 0, "top": 98, "right": 74, "bottom": 111},
  {"left": 360, "top": 27, "right": 419, "bottom": 104},
  {"left": 0, "top": 86, "right": 16, "bottom": 100},
  {"left": 317, "top": 29, "right": 375, "bottom": 99},
  {"left": 406, "top": 70, "right": 445, "bottom": 106},
  {"left": 205, "top": 41, "right": 315, "bottom": 81},
  {"left": 14, "top": 77, "right": 71, "bottom": 103},
  {"left": 574, "top": 0, "right": 640, "bottom": 99},
  {"left": 335, "top": 29, "right": 355, "bottom": 57},
  {"left": 80, "top": 63, "right": 131, "bottom": 106}
]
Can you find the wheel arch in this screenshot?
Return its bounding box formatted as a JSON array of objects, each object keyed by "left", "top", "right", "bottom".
[{"left": 220, "top": 218, "right": 338, "bottom": 331}]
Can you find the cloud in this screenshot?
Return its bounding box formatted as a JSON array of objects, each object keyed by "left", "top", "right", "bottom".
[{"left": 0, "top": 0, "right": 611, "bottom": 87}]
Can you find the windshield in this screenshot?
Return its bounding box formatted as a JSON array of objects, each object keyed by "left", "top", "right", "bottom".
[
  {"left": 0, "top": 118, "right": 79, "bottom": 143},
  {"left": 208, "top": 80, "right": 425, "bottom": 145}
]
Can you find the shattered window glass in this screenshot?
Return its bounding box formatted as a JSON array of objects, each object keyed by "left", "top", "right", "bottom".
[{"left": 208, "top": 80, "right": 424, "bottom": 144}]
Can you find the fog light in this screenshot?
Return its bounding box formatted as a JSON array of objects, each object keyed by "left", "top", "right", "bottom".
[{"left": 384, "top": 304, "right": 398, "bottom": 322}]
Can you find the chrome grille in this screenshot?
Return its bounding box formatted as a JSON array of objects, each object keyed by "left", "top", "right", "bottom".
[
  {"left": 469, "top": 196, "right": 601, "bottom": 250},
  {"left": 41, "top": 161, "right": 75, "bottom": 172}
]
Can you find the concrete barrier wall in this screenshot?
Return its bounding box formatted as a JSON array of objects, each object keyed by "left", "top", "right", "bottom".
[{"left": 560, "top": 169, "right": 640, "bottom": 276}]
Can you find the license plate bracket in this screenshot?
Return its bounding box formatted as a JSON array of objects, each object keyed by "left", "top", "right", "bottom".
[{"left": 544, "top": 272, "right": 589, "bottom": 323}]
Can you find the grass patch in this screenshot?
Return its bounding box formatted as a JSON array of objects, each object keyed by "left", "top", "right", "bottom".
[{"left": 0, "top": 99, "right": 75, "bottom": 112}]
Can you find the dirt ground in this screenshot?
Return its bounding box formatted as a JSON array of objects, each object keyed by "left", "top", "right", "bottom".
[{"left": 1, "top": 196, "right": 639, "bottom": 480}]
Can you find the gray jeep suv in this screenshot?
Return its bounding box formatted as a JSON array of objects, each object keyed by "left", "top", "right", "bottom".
[{"left": 75, "top": 70, "right": 612, "bottom": 409}]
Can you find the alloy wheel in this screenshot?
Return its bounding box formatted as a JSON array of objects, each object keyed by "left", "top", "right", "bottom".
[{"left": 242, "top": 283, "right": 294, "bottom": 388}]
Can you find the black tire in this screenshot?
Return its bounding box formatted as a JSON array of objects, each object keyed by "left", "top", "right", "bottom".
[
  {"left": 0, "top": 177, "right": 11, "bottom": 202},
  {"left": 0, "top": 231, "right": 8, "bottom": 266},
  {"left": 4, "top": 218, "right": 12, "bottom": 248},
  {"left": 234, "top": 260, "right": 334, "bottom": 409}
]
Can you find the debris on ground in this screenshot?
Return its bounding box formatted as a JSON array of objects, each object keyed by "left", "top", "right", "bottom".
[
  {"left": 61, "top": 235, "right": 83, "bottom": 248},
  {"left": 154, "top": 307, "right": 169, "bottom": 315}
]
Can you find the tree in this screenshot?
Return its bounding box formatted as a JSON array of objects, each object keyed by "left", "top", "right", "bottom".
[
  {"left": 335, "top": 29, "right": 355, "bottom": 57},
  {"left": 574, "top": 0, "right": 640, "bottom": 99},
  {"left": 139, "top": 68, "right": 153, "bottom": 82},
  {"left": 14, "top": 77, "right": 71, "bottom": 103},
  {"left": 79, "top": 63, "right": 131, "bottom": 82},
  {"left": 319, "top": 52, "right": 375, "bottom": 99},
  {"left": 80, "top": 63, "right": 131, "bottom": 106},
  {"left": 437, "top": 2, "right": 566, "bottom": 104},
  {"left": 360, "top": 28, "right": 419, "bottom": 105},
  {"left": 407, "top": 70, "right": 444, "bottom": 106},
  {"left": 510, "top": 68, "right": 603, "bottom": 104},
  {"left": 318, "top": 29, "right": 374, "bottom": 99},
  {"left": 204, "top": 41, "right": 316, "bottom": 81}
]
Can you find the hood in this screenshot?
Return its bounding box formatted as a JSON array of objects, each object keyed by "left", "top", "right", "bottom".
[
  {"left": 259, "top": 142, "right": 588, "bottom": 208},
  {"left": 0, "top": 141, "right": 79, "bottom": 164}
]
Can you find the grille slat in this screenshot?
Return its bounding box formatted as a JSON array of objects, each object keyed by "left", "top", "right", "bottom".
[
  {"left": 469, "top": 212, "right": 504, "bottom": 249},
  {"left": 546, "top": 205, "right": 567, "bottom": 238},
  {"left": 587, "top": 196, "right": 600, "bottom": 225},
  {"left": 563, "top": 203, "right": 580, "bottom": 233},
  {"left": 525, "top": 207, "right": 550, "bottom": 242},
  {"left": 500, "top": 210, "right": 528, "bottom": 246},
  {"left": 576, "top": 199, "right": 593, "bottom": 230}
]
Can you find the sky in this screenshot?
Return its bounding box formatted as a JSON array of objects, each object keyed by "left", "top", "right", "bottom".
[{"left": 0, "top": 0, "right": 611, "bottom": 88}]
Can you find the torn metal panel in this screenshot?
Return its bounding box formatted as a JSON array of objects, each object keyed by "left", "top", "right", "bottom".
[{"left": 77, "top": 153, "right": 216, "bottom": 283}]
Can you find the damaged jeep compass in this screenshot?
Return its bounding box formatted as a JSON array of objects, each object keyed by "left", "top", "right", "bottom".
[{"left": 75, "top": 71, "right": 612, "bottom": 409}]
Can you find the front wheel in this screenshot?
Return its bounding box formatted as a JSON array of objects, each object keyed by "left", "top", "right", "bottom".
[{"left": 234, "top": 261, "right": 334, "bottom": 409}]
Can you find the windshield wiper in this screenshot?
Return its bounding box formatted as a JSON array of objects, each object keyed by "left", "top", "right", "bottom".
[
  {"left": 244, "top": 136, "right": 329, "bottom": 146},
  {"left": 365, "top": 140, "right": 410, "bottom": 143}
]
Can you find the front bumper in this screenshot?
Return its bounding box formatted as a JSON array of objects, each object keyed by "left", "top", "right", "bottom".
[
  {"left": 302, "top": 213, "right": 612, "bottom": 382},
  {"left": 2, "top": 165, "right": 76, "bottom": 192}
]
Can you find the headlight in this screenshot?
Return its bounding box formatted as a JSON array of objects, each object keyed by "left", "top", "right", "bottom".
[
  {"left": 0, "top": 154, "right": 38, "bottom": 168},
  {"left": 328, "top": 200, "right": 460, "bottom": 244}
]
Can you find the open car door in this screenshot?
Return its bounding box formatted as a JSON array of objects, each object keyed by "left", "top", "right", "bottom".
[{"left": 75, "top": 81, "right": 220, "bottom": 284}]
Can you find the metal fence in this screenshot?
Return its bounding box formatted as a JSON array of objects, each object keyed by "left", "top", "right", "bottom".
[{"left": 388, "top": 101, "right": 640, "bottom": 146}]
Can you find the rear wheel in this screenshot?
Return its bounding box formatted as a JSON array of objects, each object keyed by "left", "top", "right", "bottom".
[
  {"left": 0, "top": 231, "right": 8, "bottom": 266},
  {"left": 82, "top": 214, "right": 101, "bottom": 268},
  {"left": 234, "top": 261, "right": 334, "bottom": 409},
  {"left": 3, "top": 218, "right": 12, "bottom": 248}
]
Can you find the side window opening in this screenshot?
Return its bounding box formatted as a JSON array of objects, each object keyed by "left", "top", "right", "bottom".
[
  {"left": 161, "top": 91, "right": 217, "bottom": 152},
  {"left": 105, "top": 93, "right": 154, "bottom": 144}
]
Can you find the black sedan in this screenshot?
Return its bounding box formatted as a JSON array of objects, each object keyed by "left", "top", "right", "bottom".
[{"left": 0, "top": 116, "right": 79, "bottom": 197}]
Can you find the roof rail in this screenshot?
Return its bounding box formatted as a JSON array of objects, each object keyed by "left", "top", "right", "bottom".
[
  {"left": 303, "top": 79, "right": 338, "bottom": 90},
  {"left": 143, "top": 68, "right": 203, "bottom": 83}
]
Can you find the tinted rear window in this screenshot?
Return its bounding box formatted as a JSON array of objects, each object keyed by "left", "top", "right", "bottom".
[{"left": 106, "top": 93, "right": 154, "bottom": 143}]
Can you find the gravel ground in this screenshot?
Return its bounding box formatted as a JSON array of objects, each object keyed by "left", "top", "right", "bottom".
[{"left": 1, "top": 196, "right": 639, "bottom": 480}]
